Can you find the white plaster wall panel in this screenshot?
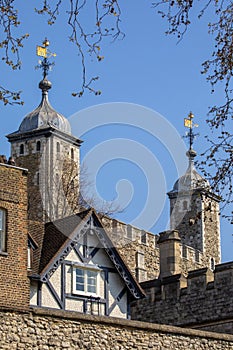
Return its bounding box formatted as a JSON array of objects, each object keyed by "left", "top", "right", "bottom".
[
  {"left": 108, "top": 272, "right": 126, "bottom": 311},
  {"left": 109, "top": 294, "right": 127, "bottom": 318},
  {"left": 87, "top": 234, "right": 99, "bottom": 248},
  {"left": 30, "top": 281, "right": 38, "bottom": 305},
  {"left": 49, "top": 265, "right": 61, "bottom": 298},
  {"left": 65, "top": 299, "right": 84, "bottom": 312},
  {"left": 92, "top": 248, "right": 114, "bottom": 268},
  {"left": 65, "top": 249, "right": 81, "bottom": 262},
  {"left": 41, "top": 284, "right": 60, "bottom": 309}
]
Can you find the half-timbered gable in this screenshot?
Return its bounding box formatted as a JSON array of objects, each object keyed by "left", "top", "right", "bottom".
[{"left": 29, "top": 209, "right": 145, "bottom": 318}]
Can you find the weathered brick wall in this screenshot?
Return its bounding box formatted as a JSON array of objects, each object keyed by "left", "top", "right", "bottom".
[
  {"left": 131, "top": 263, "right": 233, "bottom": 334},
  {"left": 0, "top": 307, "right": 232, "bottom": 350},
  {"left": 0, "top": 164, "right": 30, "bottom": 310}
]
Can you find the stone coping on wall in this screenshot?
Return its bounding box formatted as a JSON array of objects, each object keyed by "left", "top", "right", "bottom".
[
  {"left": 23, "top": 307, "right": 233, "bottom": 342},
  {"left": 184, "top": 317, "right": 233, "bottom": 330},
  {"left": 0, "top": 162, "right": 28, "bottom": 173},
  {"left": 215, "top": 261, "right": 233, "bottom": 272},
  {"left": 1, "top": 305, "right": 232, "bottom": 342}
]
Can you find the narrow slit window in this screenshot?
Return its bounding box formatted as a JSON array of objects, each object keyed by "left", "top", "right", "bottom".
[
  {"left": 0, "top": 209, "right": 6, "bottom": 252},
  {"left": 36, "top": 141, "right": 41, "bottom": 152},
  {"left": 20, "top": 144, "right": 24, "bottom": 155},
  {"left": 210, "top": 258, "right": 215, "bottom": 271},
  {"left": 37, "top": 173, "right": 40, "bottom": 186},
  {"left": 127, "top": 225, "right": 132, "bottom": 240},
  {"left": 71, "top": 148, "right": 74, "bottom": 160},
  {"left": 141, "top": 231, "right": 147, "bottom": 244}
]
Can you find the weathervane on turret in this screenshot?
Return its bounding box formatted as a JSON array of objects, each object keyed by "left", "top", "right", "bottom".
[
  {"left": 183, "top": 112, "right": 199, "bottom": 163},
  {"left": 184, "top": 112, "right": 199, "bottom": 151},
  {"left": 36, "top": 38, "right": 56, "bottom": 79}
]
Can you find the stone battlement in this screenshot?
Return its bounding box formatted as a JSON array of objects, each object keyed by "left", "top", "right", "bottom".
[{"left": 131, "top": 261, "right": 233, "bottom": 334}]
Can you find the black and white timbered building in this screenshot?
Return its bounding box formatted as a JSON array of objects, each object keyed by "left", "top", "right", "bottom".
[{"left": 29, "top": 209, "right": 144, "bottom": 318}]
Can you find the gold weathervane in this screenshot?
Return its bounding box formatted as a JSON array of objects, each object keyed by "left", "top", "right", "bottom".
[
  {"left": 36, "top": 38, "right": 56, "bottom": 79},
  {"left": 184, "top": 112, "right": 199, "bottom": 150},
  {"left": 184, "top": 112, "right": 198, "bottom": 129},
  {"left": 36, "top": 38, "right": 56, "bottom": 59}
]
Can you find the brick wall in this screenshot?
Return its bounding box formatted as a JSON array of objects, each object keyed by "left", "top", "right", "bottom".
[{"left": 0, "top": 164, "right": 30, "bottom": 309}]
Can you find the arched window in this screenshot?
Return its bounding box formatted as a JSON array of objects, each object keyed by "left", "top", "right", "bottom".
[
  {"left": 57, "top": 142, "right": 60, "bottom": 153},
  {"left": 71, "top": 148, "right": 74, "bottom": 160},
  {"left": 20, "top": 144, "right": 24, "bottom": 155},
  {"left": 70, "top": 180, "right": 75, "bottom": 191},
  {"left": 36, "top": 141, "right": 41, "bottom": 152},
  {"left": 0, "top": 208, "right": 6, "bottom": 252},
  {"left": 183, "top": 200, "right": 188, "bottom": 210}
]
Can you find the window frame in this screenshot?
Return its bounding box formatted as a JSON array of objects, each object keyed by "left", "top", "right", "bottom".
[
  {"left": 0, "top": 208, "right": 6, "bottom": 252},
  {"left": 72, "top": 265, "right": 100, "bottom": 297}
]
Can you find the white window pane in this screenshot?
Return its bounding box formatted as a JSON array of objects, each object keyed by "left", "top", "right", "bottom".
[
  {"left": 87, "top": 285, "right": 96, "bottom": 293},
  {"left": 76, "top": 268, "right": 85, "bottom": 291},
  {"left": 87, "top": 270, "right": 97, "bottom": 293}
]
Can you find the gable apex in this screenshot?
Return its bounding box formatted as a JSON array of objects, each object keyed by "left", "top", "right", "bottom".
[{"left": 37, "top": 209, "right": 145, "bottom": 300}]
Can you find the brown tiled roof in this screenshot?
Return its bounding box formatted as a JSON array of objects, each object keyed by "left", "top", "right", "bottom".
[{"left": 39, "top": 209, "right": 91, "bottom": 274}]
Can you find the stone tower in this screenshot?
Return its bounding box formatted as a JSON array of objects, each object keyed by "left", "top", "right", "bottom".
[
  {"left": 7, "top": 77, "right": 82, "bottom": 222},
  {"left": 167, "top": 146, "right": 221, "bottom": 268}
]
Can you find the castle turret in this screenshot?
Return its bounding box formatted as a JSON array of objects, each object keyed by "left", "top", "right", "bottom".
[
  {"left": 7, "top": 41, "right": 82, "bottom": 222},
  {"left": 158, "top": 230, "right": 181, "bottom": 278},
  {"left": 167, "top": 113, "right": 221, "bottom": 269}
]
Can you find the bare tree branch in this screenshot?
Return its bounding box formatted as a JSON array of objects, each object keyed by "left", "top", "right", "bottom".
[
  {"left": 35, "top": 0, "right": 124, "bottom": 97},
  {"left": 153, "top": 0, "right": 233, "bottom": 222},
  {"left": 0, "top": 0, "right": 29, "bottom": 104}
]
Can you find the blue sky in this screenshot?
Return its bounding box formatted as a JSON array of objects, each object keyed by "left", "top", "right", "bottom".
[{"left": 0, "top": 1, "right": 232, "bottom": 262}]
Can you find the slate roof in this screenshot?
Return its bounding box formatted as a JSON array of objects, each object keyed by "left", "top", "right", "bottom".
[{"left": 18, "top": 78, "right": 71, "bottom": 134}]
